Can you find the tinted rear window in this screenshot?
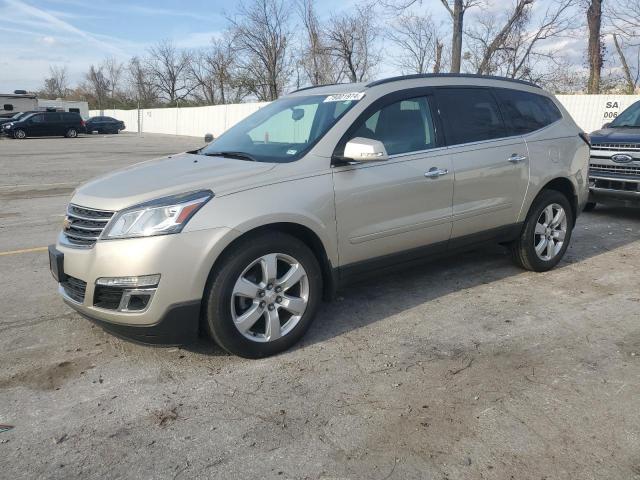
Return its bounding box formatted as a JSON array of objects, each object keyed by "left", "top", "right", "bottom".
[
  {"left": 436, "top": 88, "right": 507, "bottom": 145},
  {"left": 43, "top": 113, "right": 62, "bottom": 122},
  {"left": 62, "top": 112, "right": 81, "bottom": 121},
  {"left": 495, "top": 89, "right": 562, "bottom": 135}
]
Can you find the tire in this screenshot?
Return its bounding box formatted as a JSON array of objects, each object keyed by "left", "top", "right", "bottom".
[
  {"left": 203, "top": 231, "right": 322, "bottom": 358},
  {"left": 583, "top": 202, "right": 597, "bottom": 212},
  {"left": 13, "top": 129, "right": 26, "bottom": 139},
  {"left": 510, "top": 189, "right": 574, "bottom": 272},
  {"left": 65, "top": 128, "right": 78, "bottom": 138}
]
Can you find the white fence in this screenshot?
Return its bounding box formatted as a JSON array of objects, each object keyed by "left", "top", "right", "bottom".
[
  {"left": 93, "top": 103, "right": 268, "bottom": 139},
  {"left": 92, "top": 94, "right": 640, "bottom": 139}
]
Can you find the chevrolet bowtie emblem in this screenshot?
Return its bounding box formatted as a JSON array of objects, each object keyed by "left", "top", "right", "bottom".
[{"left": 63, "top": 216, "right": 72, "bottom": 230}]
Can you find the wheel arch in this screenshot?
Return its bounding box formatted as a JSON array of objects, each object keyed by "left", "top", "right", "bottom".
[
  {"left": 528, "top": 177, "right": 578, "bottom": 226},
  {"left": 205, "top": 222, "right": 337, "bottom": 303}
]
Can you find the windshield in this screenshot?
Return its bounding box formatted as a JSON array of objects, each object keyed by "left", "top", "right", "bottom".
[
  {"left": 610, "top": 101, "right": 640, "bottom": 128},
  {"left": 200, "top": 94, "right": 361, "bottom": 163},
  {"left": 11, "top": 112, "right": 23, "bottom": 119}
]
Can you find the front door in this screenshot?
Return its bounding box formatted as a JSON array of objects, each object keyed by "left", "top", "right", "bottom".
[
  {"left": 435, "top": 87, "right": 529, "bottom": 240},
  {"left": 26, "top": 114, "right": 47, "bottom": 136},
  {"left": 333, "top": 94, "right": 454, "bottom": 269}
]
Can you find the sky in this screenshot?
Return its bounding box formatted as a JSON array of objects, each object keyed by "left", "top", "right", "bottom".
[{"left": 0, "top": 0, "right": 588, "bottom": 93}]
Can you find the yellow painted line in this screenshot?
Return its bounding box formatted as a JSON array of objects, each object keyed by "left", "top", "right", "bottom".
[{"left": 0, "top": 246, "right": 48, "bottom": 256}]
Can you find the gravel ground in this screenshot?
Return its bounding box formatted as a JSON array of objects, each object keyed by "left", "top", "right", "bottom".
[{"left": 1, "top": 133, "right": 639, "bottom": 480}]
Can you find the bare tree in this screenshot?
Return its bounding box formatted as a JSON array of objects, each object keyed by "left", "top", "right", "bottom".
[
  {"left": 297, "top": 0, "right": 343, "bottom": 85},
  {"left": 473, "top": 0, "right": 534, "bottom": 75},
  {"left": 84, "top": 65, "right": 110, "bottom": 110},
  {"left": 128, "top": 56, "right": 158, "bottom": 107},
  {"left": 606, "top": 1, "right": 640, "bottom": 93},
  {"left": 440, "top": 0, "right": 481, "bottom": 73},
  {"left": 611, "top": 34, "right": 638, "bottom": 93},
  {"left": 433, "top": 40, "right": 444, "bottom": 73},
  {"left": 387, "top": 14, "right": 443, "bottom": 74},
  {"left": 383, "top": 0, "right": 479, "bottom": 73},
  {"left": 189, "top": 35, "right": 247, "bottom": 104},
  {"left": 466, "top": 0, "right": 576, "bottom": 81},
  {"left": 586, "top": 0, "right": 604, "bottom": 93},
  {"left": 229, "top": 0, "right": 292, "bottom": 101},
  {"left": 103, "top": 57, "right": 124, "bottom": 102},
  {"left": 145, "top": 40, "right": 195, "bottom": 105},
  {"left": 326, "top": 5, "right": 380, "bottom": 82},
  {"left": 41, "top": 65, "right": 70, "bottom": 98}
]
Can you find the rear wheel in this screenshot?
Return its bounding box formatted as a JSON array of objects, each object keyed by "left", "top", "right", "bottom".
[
  {"left": 510, "top": 190, "right": 574, "bottom": 272},
  {"left": 13, "top": 129, "right": 26, "bottom": 139},
  {"left": 65, "top": 128, "right": 78, "bottom": 138},
  {"left": 203, "top": 232, "right": 322, "bottom": 358},
  {"left": 584, "top": 201, "right": 597, "bottom": 212}
]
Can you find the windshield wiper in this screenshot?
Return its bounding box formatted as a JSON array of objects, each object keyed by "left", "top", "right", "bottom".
[
  {"left": 610, "top": 123, "right": 639, "bottom": 128},
  {"left": 201, "top": 151, "right": 257, "bottom": 162}
]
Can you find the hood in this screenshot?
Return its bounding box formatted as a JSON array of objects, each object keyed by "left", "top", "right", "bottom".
[
  {"left": 72, "top": 152, "right": 276, "bottom": 211},
  {"left": 590, "top": 127, "right": 640, "bottom": 144}
]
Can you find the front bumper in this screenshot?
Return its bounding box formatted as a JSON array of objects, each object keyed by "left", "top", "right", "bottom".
[
  {"left": 53, "top": 226, "right": 240, "bottom": 344},
  {"left": 68, "top": 299, "right": 201, "bottom": 345},
  {"left": 588, "top": 173, "right": 640, "bottom": 206}
]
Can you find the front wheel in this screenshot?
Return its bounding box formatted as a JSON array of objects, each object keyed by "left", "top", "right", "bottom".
[
  {"left": 203, "top": 232, "right": 322, "bottom": 358},
  {"left": 510, "top": 190, "right": 574, "bottom": 272},
  {"left": 13, "top": 129, "right": 26, "bottom": 139}
]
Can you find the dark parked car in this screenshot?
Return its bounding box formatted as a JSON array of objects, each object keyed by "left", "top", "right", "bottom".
[
  {"left": 587, "top": 101, "right": 640, "bottom": 210},
  {"left": 85, "top": 116, "right": 125, "bottom": 134},
  {"left": 2, "top": 111, "right": 86, "bottom": 139},
  {"left": 0, "top": 111, "right": 35, "bottom": 126}
]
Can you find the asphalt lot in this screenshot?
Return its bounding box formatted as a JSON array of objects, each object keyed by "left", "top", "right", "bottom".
[{"left": 1, "top": 132, "right": 640, "bottom": 480}]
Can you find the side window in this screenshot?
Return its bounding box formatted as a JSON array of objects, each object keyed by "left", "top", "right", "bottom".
[
  {"left": 3, "top": 104, "right": 13, "bottom": 111},
  {"left": 350, "top": 96, "right": 437, "bottom": 155},
  {"left": 30, "top": 114, "right": 44, "bottom": 123},
  {"left": 495, "top": 89, "right": 562, "bottom": 135},
  {"left": 436, "top": 88, "right": 506, "bottom": 145},
  {"left": 69, "top": 108, "right": 80, "bottom": 114}
]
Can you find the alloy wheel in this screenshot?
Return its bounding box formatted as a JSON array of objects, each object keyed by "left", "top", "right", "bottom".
[
  {"left": 230, "top": 253, "right": 309, "bottom": 342},
  {"left": 534, "top": 203, "right": 567, "bottom": 261}
]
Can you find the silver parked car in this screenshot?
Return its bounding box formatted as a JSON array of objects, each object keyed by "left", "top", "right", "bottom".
[{"left": 49, "top": 74, "right": 590, "bottom": 358}]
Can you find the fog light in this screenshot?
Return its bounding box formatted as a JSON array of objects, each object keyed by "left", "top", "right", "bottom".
[{"left": 96, "top": 274, "right": 160, "bottom": 288}]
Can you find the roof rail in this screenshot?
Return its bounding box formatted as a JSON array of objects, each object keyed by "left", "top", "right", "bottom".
[{"left": 365, "top": 73, "right": 541, "bottom": 89}]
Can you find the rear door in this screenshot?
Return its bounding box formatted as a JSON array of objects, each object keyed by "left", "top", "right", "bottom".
[
  {"left": 333, "top": 91, "right": 453, "bottom": 268},
  {"left": 435, "top": 87, "right": 529, "bottom": 241},
  {"left": 44, "top": 113, "right": 63, "bottom": 136}
]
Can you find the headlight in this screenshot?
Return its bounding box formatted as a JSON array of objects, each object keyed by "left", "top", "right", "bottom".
[{"left": 102, "top": 190, "right": 213, "bottom": 239}]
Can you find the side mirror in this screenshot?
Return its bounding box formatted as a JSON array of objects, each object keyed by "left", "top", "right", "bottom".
[
  {"left": 602, "top": 122, "right": 611, "bottom": 129},
  {"left": 204, "top": 133, "right": 214, "bottom": 143},
  {"left": 343, "top": 137, "right": 389, "bottom": 162}
]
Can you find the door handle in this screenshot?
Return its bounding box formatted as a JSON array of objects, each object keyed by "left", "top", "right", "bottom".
[
  {"left": 508, "top": 154, "right": 528, "bottom": 163},
  {"left": 424, "top": 167, "right": 449, "bottom": 179}
]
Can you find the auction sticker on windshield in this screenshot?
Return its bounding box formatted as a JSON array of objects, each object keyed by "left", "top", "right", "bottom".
[{"left": 323, "top": 92, "right": 365, "bottom": 102}]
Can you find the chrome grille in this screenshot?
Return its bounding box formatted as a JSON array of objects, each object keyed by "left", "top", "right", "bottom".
[
  {"left": 589, "top": 163, "right": 640, "bottom": 177},
  {"left": 63, "top": 204, "right": 114, "bottom": 248},
  {"left": 591, "top": 142, "right": 640, "bottom": 151},
  {"left": 61, "top": 276, "right": 87, "bottom": 303}
]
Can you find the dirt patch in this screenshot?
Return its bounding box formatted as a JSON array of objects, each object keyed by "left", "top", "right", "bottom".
[{"left": 0, "top": 356, "right": 96, "bottom": 391}]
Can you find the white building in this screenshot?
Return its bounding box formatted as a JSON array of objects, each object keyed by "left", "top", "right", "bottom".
[
  {"left": 38, "top": 98, "right": 90, "bottom": 119},
  {"left": 0, "top": 91, "right": 38, "bottom": 117}
]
